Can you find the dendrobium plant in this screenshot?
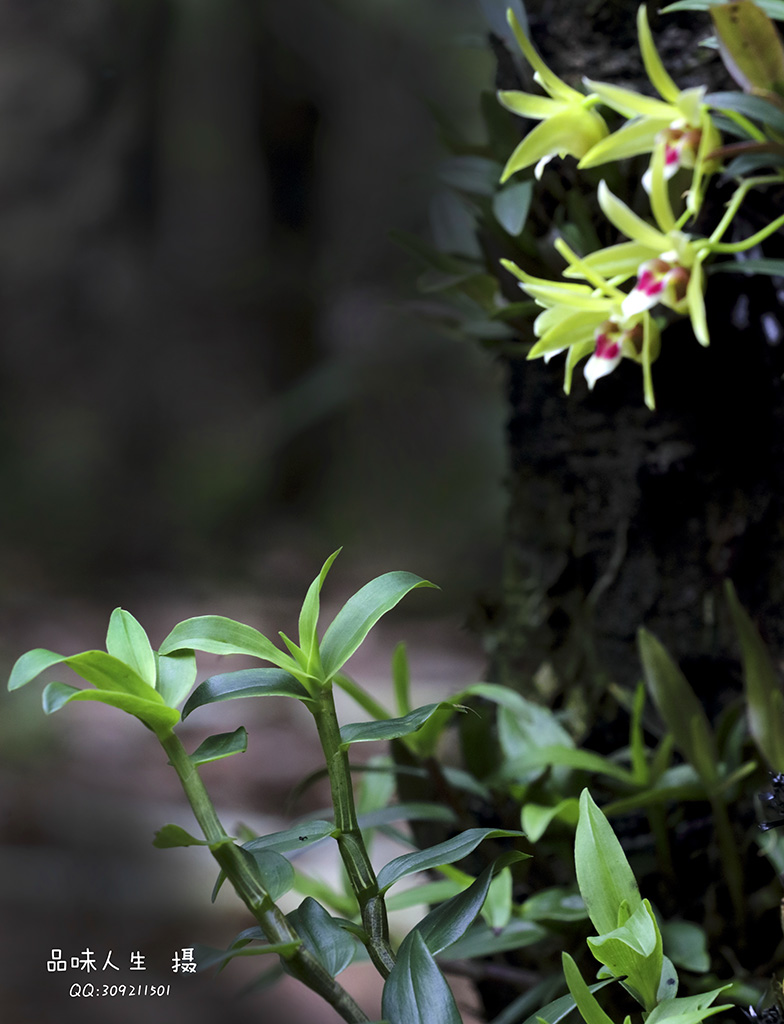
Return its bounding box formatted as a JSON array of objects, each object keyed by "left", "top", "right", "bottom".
[
  {"left": 501, "top": 243, "right": 661, "bottom": 409},
  {"left": 578, "top": 6, "right": 721, "bottom": 212},
  {"left": 496, "top": 3, "right": 784, "bottom": 409}
]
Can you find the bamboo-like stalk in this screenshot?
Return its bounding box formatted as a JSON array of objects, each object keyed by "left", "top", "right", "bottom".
[{"left": 160, "top": 731, "right": 370, "bottom": 1023}]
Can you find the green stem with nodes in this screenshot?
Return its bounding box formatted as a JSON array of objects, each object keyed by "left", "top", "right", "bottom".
[
  {"left": 709, "top": 174, "right": 784, "bottom": 245},
  {"left": 160, "top": 731, "right": 369, "bottom": 1024},
  {"left": 311, "top": 687, "right": 396, "bottom": 978}
]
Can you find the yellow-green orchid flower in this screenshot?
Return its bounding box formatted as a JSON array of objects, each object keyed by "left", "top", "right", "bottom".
[
  {"left": 578, "top": 6, "right": 720, "bottom": 213},
  {"left": 498, "top": 11, "right": 608, "bottom": 182},
  {"left": 501, "top": 247, "right": 661, "bottom": 409},
  {"left": 564, "top": 179, "right": 711, "bottom": 346}
]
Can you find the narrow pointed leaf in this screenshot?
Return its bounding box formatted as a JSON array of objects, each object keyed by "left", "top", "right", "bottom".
[
  {"left": 725, "top": 579, "right": 784, "bottom": 768},
  {"left": 153, "top": 824, "right": 211, "bottom": 848},
  {"left": 287, "top": 898, "right": 356, "bottom": 976},
  {"left": 182, "top": 668, "right": 312, "bottom": 719},
  {"left": 298, "top": 550, "right": 341, "bottom": 664},
  {"left": 10, "top": 647, "right": 161, "bottom": 700},
  {"left": 417, "top": 850, "right": 527, "bottom": 955},
  {"left": 340, "top": 703, "right": 453, "bottom": 746},
  {"left": 521, "top": 799, "right": 580, "bottom": 842},
  {"left": 438, "top": 918, "right": 546, "bottom": 960},
  {"left": 637, "top": 628, "right": 718, "bottom": 783},
  {"left": 521, "top": 887, "right": 587, "bottom": 922},
  {"left": 562, "top": 952, "right": 616, "bottom": 1024},
  {"left": 41, "top": 682, "right": 179, "bottom": 733},
  {"left": 159, "top": 615, "right": 299, "bottom": 673},
  {"left": 575, "top": 789, "right": 641, "bottom": 935},
  {"left": 189, "top": 727, "right": 248, "bottom": 765},
  {"left": 319, "top": 572, "right": 437, "bottom": 680},
  {"left": 106, "top": 609, "right": 157, "bottom": 687},
  {"left": 382, "top": 929, "right": 462, "bottom": 1024},
  {"left": 377, "top": 827, "right": 524, "bottom": 892},
  {"left": 391, "top": 642, "right": 412, "bottom": 716},
  {"left": 243, "top": 821, "right": 336, "bottom": 854},
  {"left": 514, "top": 979, "right": 615, "bottom": 1024}
]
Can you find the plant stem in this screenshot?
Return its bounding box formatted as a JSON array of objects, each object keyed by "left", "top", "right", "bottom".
[
  {"left": 160, "top": 731, "right": 370, "bottom": 1023},
  {"left": 312, "top": 686, "right": 396, "bottom": 977}
]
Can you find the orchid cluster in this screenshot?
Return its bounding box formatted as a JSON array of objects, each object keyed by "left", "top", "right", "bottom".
[{"left": 499, "top": 5, "right": 784, "bottom": 409}]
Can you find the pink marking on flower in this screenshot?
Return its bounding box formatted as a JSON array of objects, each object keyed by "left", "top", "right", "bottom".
[
  {"left": 594, "top": 333, "right": 620, "bottom": 361},
  {"left": 664, "top": 143, "right": 680, "bottom": 168},
  {"left": 637, "top": 268, "right": 665, "bottom": 297}
]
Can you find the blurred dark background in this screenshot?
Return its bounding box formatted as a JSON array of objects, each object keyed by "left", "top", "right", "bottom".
[{"left": 0, "top": 1, "right": 508, "bottom": 1021}]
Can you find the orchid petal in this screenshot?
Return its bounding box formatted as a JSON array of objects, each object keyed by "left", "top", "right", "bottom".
[
  {"left": 597, "top": 181, "right": 671, "bottom": 252},
  {"left": 564, "top": 339, "right": 597, "bottom": 394},
  {"left": 687, "top": 254, "right": 709, "bottom": 346},
  {"left": 579, "top": 116, "right": 669, "bottom": 168},
  {"left": 584, "top": 346, "right": 623, "bottom": 390},
  {"left": 647, "top": 137, "right": 676, "bottom": 234},
  {"left": 530, "top": 311, "right": 607, "bottom": 358},
  {"left": 497, "top": 91, "right": 564, "bottom": 120},
  {"left": 641, "top": 314, "right": 657, "bottom": 411},
  {"left": 563, "top": 241, "right": 656, "bottom": 280},
  {"left": 507, "top": 10, "right": 583, "bottom": 103},
  {"left": 676, "top": 86, "right": 707, "bottom": 127},
  {"left": 501, "top": 109, "right": 607, "bottom": 181},
  {"left": 583, "top": 79, "right": 675, "bottom": 121},
  {"left": 637, "top": 5, "right": 680, "bottom": 104}
]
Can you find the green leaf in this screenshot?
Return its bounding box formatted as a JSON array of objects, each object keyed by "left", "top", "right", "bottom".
[
  {"left": 710, "top": 257, "right": 784, "bottom": 276},
  {"left": 298, "top": 550, "right": 341, "bottom": 668},
  {"left": 242, "top": 820, "right": 336, "bottom": 854},
  {"left": 340, "top": 703, "right": 453, "bottom": 747},
  {"left": 417, "top": 851, "right": 527, "bottom": 955},
  {"left": 390, "top": 228, "right": 481, "bottom": 275},
  {"left": 156, "top": 649, "right": 197, "bottom": 708},
  {"left": 181, "top": 668, "right": 313, "bottom": 719},
  {"left": 497, "top": 745, "right": 634, "bottom": 785},
  {"left": 438, "top": 155, "right": 504, "bottom": 196},
  {"left": 644, "top": 987, "right": 732, "bottom": 1024},
  {"left": 439, "top": 918, "right": 546, "bottom": 960},
  {"left": 9, "top": 648, "right": 161, "bottom": 700},
  {"left": 638, "top": 629, "right": 718, "bottom": 784},
  {"left": 493, "top": 180, "right": 534, "bottom": 236},
  {"left": 707, "top": 90, "right": 784, "bottom": 134},
  {"left": 392, "top": 642, "right": 412, "bottom": 716},
  {"left": 194, "top": 939, "right": 300, "bottom": 972},
  {"left": 377, "top": 827, "right": 525, "bottom": 892},
  {"left": 712, "top": 1, "right": 784, "bottom": 94},
  {"left": 661, "top": 920, "right": 710, "bottom": 973},
  {"left": 664, "top": 0, "right": 784, "bottom": 21},
  {"left": 153, "top": 824, "right": 210, "bottom": 848},
  {"left": 574, "top": 789, "right": 641, "bottom": 936},
  {"left": 159, "top": 616, "right": 300, "bottom": 674},
  {"left": 512, "top": 979, "right": 615, "bottom": 1024},
  {"left": 189, "top": 727, "right": 248, "bottom": 766},
  {"left": 521, "top": 799, "right": 580, "bottom": 843},
  {"left": 106, "top": 609, "right": 157, "bottom": 688},
  {"left": 41, "top": 682, "right": 179, "bottom": 735},
  {"left": 287, "top": 898, "right": 356, "bottom": 976},
  {"left": 725, "top": 579, "right": 784, "bottom": 768},
  {"left": 319, "top": 571, "right": 437, "bottom": 681},
  {"left": 521, "top": 887, "right": 587, "bottom": 922},
  {"left": 215, "top": 848, "right": 294, "bottom": 903},
  {"left": 356, "top": 802, "right": 458, "bottom": 830},
  {"left": 382, "top": 930, "right": 462, "bottom": 1024},
  {"left": 586, "top": 899, "right": 663, "bottom": 1010},
  {"left": 562, "top": 952, "right": 616, "bottom": 1024},
  {"left": 430, "top": 190, "right": 482, "bottom": 260}
]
